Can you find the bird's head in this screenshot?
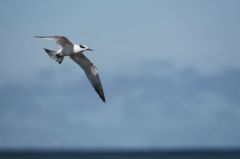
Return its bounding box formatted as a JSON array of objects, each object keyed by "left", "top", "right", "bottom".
[{"left": 79, "top": 44, "right": 93, "bottom": 51}]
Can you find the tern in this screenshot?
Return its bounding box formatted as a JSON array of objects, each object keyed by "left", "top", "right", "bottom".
[{"left": 34, "top": 35, "right": 106, "bottom": 102}]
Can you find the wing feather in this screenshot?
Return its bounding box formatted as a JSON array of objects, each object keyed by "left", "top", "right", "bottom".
[
  {"left": 70, "top": 53, "right": 106, "bottom": 102},
  {"left": 34, "top": 35, "right": 73, "bottom": 48}
]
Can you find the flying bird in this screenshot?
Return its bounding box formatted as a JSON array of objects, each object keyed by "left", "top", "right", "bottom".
[{"left": 34, "top": 35, "right": 106, "bottom": 102}]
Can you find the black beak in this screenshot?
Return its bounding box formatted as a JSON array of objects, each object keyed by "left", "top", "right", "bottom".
[{"left": 87, "top": 48, "right": 93, "bottom": 51}]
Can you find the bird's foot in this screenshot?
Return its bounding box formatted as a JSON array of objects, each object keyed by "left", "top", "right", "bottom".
[{"left": 55, "top": 53, "right": 64, "bottom": 64}]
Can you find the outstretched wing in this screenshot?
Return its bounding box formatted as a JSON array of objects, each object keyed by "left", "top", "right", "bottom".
[
  {"left": 70, "top": 53, "right": 106, "bottom": 102},
  {"left": 34, "top": 35, "right": 73, "bottom": 48}
]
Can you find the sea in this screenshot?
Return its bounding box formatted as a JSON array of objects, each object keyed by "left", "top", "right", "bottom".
[{"left": 1, "top": 150, "right": 240, "bottom": 159}]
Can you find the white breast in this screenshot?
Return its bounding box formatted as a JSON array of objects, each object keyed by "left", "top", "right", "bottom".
[{"left": 73, "top": 44, "right": 83, "bottom": 53}]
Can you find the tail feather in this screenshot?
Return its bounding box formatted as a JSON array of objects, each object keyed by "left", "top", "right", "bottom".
[
  {"left": 43, "top": 48, "right": 56, "bottom": 59},
  {"left": 43, "top": 48, "right": 64, "bottom": 64}
]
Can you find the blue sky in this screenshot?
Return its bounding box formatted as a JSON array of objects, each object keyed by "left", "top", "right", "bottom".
[{"left": 0, "top": 0, "right": 240, "bottom": 149}]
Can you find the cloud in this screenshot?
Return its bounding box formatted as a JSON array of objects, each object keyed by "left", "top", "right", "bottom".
[{"left": 1, "top": 62, "right": 240, "bottom": 149}]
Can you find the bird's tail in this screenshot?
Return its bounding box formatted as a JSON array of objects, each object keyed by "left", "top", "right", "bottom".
[
  {"left": 43, "top": 48, "right": 64, "bottom": 64},
  {"left": 43, "top": 48, "right": 57, "bottom": 58}
]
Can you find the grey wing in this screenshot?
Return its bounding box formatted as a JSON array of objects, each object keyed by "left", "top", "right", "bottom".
[
  {"left": 70, "top": 53, "right": 106, "bottom": 102},
  {"left": 34, "top": 35, "right": 73, "bottom": 48}
]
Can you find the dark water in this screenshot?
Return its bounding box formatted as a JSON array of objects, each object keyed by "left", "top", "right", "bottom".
[{"left": 1, "top": 150, "right": 240, "bottom": 159}]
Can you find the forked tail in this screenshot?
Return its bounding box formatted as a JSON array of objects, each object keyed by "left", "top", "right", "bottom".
[{"left": 43, "top": 48, "right": 64, "bottom": 64}]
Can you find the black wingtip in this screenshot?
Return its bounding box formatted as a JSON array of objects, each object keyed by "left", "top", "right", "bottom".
[
  {"left": 34, "top": 35, "right": 40, "bottom": 38},
  {"left": 98, "top": 92, "right": 106, "bottom": 103},
  {"left": 101, "top": 96, "right": 106, "bottom": 103},
  {"left": 98, "top": 91, "right": 106, "bottom": 103},
  {"left": 94, "top": 87, "right": 106, "bottom": 103}
]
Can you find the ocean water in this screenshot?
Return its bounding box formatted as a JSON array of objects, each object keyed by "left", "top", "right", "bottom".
[{"left": 1, "top": 150, "right": 240, "bottom": 159}]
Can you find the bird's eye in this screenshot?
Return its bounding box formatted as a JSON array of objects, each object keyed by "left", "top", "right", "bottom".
[{"left": 79, "top": 45, "right": 85, "bottom": 49}]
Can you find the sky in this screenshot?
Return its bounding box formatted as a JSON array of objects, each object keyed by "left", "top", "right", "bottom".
[{"left": 0, "top": 0, "right": 240, "bottom": 150}]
